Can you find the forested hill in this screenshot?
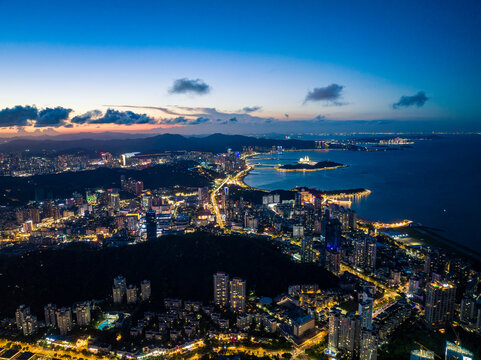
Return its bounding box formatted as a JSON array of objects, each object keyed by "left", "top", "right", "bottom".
[
  {"left": 0, "top": 133, "right": 315, "bottom": 154},
  {"left": 0, "top": 233, "right": 338, "bottom": 316}
]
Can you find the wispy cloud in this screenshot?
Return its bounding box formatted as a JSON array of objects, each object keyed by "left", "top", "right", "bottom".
[
  {"left": 169, "top": 78, "right": 211, "bottom": 95},
  {"left": 393, "top": 91, "right": 429, "bottom": 109},
  {"left": 304, "top": 83, "right": 345, "bottom": 105}
]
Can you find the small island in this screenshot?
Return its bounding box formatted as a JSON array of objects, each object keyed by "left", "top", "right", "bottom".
[{"left": 277, "top": 157, "right": 347, "bottom": 172}]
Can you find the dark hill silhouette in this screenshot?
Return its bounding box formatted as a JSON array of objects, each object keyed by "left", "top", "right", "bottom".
[
  {"left": 0, "top": 133, "right": 315, "bottom": 154},
  {"left": 0, "top": 233, "right": 338, "bottom": 316}
]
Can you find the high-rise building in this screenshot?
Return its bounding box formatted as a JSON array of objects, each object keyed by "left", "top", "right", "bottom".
[
  {"left": 293, "top": 224, "right": 304, "bottom": 238},
  {"left": 328, "top": 308, "right": 342, "bottom": 354},
  {"left": 16, "top": 305, "right": 38, "bottom": 336},
  {"left": 339, "top": 313, "right": 361, "bottom": 357},
  {"left": 126, "top": 285, "right": 138, "bottom": 304},
  {"left": 460, "top": 295, "right": 476, "bottom": 324},
  {"left": 113, "top": 286, "right": 124, "bottom": 304},
  {"left": 213, "top": 272, "right": 229, "bottom": 308},
  {"left": 408, "top": 276, "right": 420, "bottom": 297},
  {"left": 410, "top": 349, "right": 435, "bottom": 360},
  {"left": 140, "top": 280, "right": 151, "bottom": 301},
  {"left": 365, "top": 240, "right": 376, "bottom": 273},
  {"left": 325, "top": 218, "right": 342, "bottom": 250},
  {"left": 56, "top": 307, "right": 73, "bottom": 335},
  {"left": 113, "top": 275, "right": 127, "bottom": 303},
  {"left": 229, "top": 278, "right": 246, "bottom": 313},
  {"left": 445, "top": 341, "right": 473, "bottom": 360},
  {"left": 354, "top": 238, "right": 365, "bottom": 269},
  {"left": 326, "top": 248, "right": 341, "bottom": 275},
  {"left": 145, "top": 210, "right": 157, "bottom": 240},
  {"left": 22, "top": 315, "right": 38, "bottom": 336},
  {"left": 44, "top": 303, "right": 57, "bottom": 327},
  {"left": 108, "top": 188, "right": 120, "bottom": 209},
  {"left": 424, "top": 281, "right": 456, "bottom": 329},
  {"left": 198, "top": 187, "right": 210, "bottom": 207},
  {"left": 15, "top": 305, "right": 30, "bottom": 331},
  {"left": 359, "top": 329, "right": 377, "bottom": 360},
  {"left": 327, "top": 309, "right": 360, "bottom": 357},
  {"left": 359, "top": 298, "right": 373, "bottom": 330},
  {"left": 301, "top": 236, "right": 314, "bottom": 263},
  {"left": 75, "top": 303, "right": 91, "bottom": 326}
]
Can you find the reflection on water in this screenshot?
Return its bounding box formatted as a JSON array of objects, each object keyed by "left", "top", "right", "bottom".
[{"left": 244, "top": 136, "right": 481, "bottom": 252}]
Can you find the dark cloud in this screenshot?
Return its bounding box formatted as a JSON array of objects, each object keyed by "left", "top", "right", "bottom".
[
  {"left": 190, "top": 117, "right": 210, "bottom": 125},
  {"left": 0, "top": 105, "right": 38, "bottom": 127},
  {"left": 163, "top": 117, "right": 189, "bottom": 125},
  {"left": 169, "top": 78, "right": 211, "bottom": 95},
  {"left": 89, "top": 109, "right": 156, "bottom": 125},
  {"left": 35, "top": 107, "right": 72, "bottom": 127},
  {"left": 393, "top": 91, "right": 429, "bottom": 109},
  {"left": 242, "top": 106, "right": 261, "bottom": 113},
  {"left": 304, "top": 83, "right": 345, "bottom": 105},
  {"left": 71, "top": 110, "right": 103, "bottom": 124}
]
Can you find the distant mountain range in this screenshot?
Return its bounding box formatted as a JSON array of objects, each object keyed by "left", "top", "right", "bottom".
[{"left": 0, "top": 133, "right": 315, "bottom": 154}]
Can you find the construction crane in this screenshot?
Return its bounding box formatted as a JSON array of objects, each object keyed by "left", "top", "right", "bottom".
[{"left": 451, "top": 324, "right": 461, "bottom": 345}]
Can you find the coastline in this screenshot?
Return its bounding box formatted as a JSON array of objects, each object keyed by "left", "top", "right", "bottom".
[{"left": 241, "top": 149, "right": 481, "bottom": 264}]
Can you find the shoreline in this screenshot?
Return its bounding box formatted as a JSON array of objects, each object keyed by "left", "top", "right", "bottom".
[{"left": 240, "top": 151, "right": 481, "bottom": 262}]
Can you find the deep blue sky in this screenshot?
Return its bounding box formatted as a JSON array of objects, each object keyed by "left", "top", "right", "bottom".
[{"left": 0, "top": 0, "right": 480, "bottom": 134}]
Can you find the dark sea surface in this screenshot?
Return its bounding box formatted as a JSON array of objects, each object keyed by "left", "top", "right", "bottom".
[{"left": 244, "top": 135, "right": 481, "bottom": 252}]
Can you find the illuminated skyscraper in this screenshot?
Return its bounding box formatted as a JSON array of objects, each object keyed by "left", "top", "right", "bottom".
[
  {"left": 229, "top": 277, "right": 246, "bottom": 313},
  {"left": 424, "top": 281, "right": 456, "bottom": 329},
  {"left": 354, "top": 238, "right": 365, "bottom": 269},
  {"left": 126, "top": 284, "right": 138, "bottom": 304},
  {"left": 359, "top": 329, "right": 377, "bottom": 360},
  {"left": 301, "top": 236, "right": 314, "bottom": 263},
  {"left": 16, "top": 305, "right": 37, "bottom": 336},
  {"left": 327, "top": 308, "right": 360, "bottom": 358},
  {"left": 328, "top": 308, "right": 342, "bottom": 354},
  {"left": 56, "top": 307, "right": 73, "bottom": 335},
  {"left": 75, "top": 302, "right": 91, "bottom": 326},
  {"left": 339, "top": 313, "right": 361, "bottom": 357},
  {"left": 359, "top": 298, "right": 373, "bottom": 330},
  {"left": 213, "top": 272, "right": 229, "bottom": 308},
  {"left": 15, "top": 305, "right": 30, "bottom": 331},
  {"left": 365, "top": 240, "right": 376, "bottom": 273}
]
